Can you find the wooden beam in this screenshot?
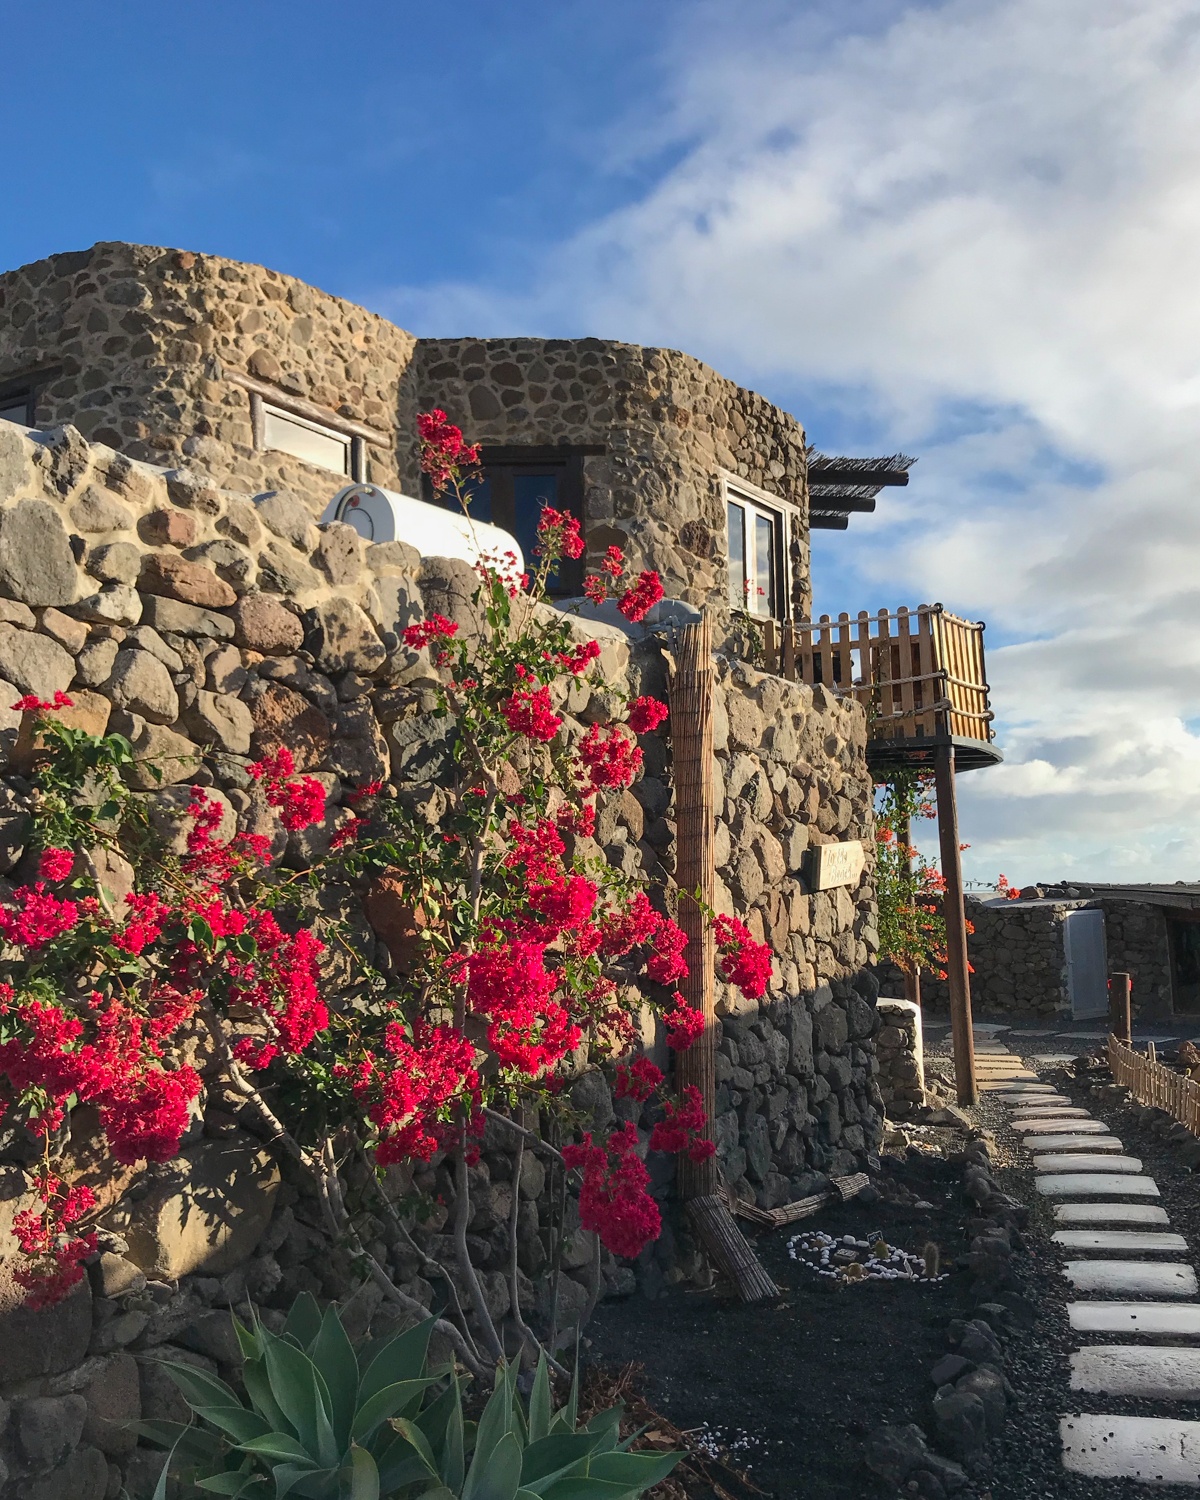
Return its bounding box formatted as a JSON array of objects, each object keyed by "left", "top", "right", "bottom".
[
  {"left": 934, "top": 743, "right": 976, "bottom": 1105},
  {"left": 808, "top": 494, "right": 878, "bottom": 512},
  {"left": 810, "top": 515, "right": 850, "bottom": 530},
  {"left": 807, "top": 467, "right": 910, "bottom": 487}
]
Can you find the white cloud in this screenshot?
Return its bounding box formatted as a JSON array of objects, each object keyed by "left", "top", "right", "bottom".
[{"left": 387, "top": 0, "right": 1200, "bottom": 884}]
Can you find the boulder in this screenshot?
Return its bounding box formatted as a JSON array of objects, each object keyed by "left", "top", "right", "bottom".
[
  {"left": 107, "top": 648, "right": 178, "bottom": 724},
  {"left": 147, "top": 785, "right": 236, "bottom": 855},
  {"left": 70, "top": 486, "right": 134, "bottom": 534},
  {"left": 123, "top": 1140, "right": 280, "bottom": 1279},
  {"left": 69, "top": 585, "right": 143, "bottom": 627},
  {"left": 139, "top": 596, "right": 234, "bottom": 641},
  {"left": 86, "top": 542, "right": 141, "bottom": 585},
  {"left": 314, "top": 522, "right": 366, "bottom": 585},
  {"left": 114, "top": 716, "right": 203, "bottom": 790},
  {"left": 0, "top": 499, "right": 79, "bottom": 606},
  {"left": 0, "top": 1265, "right": 91, "bottom": 1382},
  {"left": 10, "top": 1444, "right": 107, "bottom": 1500},
  {"left": 310, "top": 597, "right": 387, "bottom": 676},
  {"left": 247, "top": 681, "right": 330, "bottom": 770},
  {"left": 232, "top": 593, "right": 304, "bottom": 655},
  {"left": 79, "top": 1352, "right": 140, "bottom": 1458},
  {"left": 365, "top": 873, "right": 430, "bottom": 971},
  {"left": 254, "top": 490, "right": 317, "bottom": 551},
  {"left": 140, "top": 553, "right": 236, "bottom": 610},
  {"left": 39, "top": 608, "right": 89, "bottom": 655},
  {"left": 140, "top": 508, "right": 197, "bottom": 548},
  {"left": 0, "top": 626, "right": 74, "bottom": 700},
  {"left": 417, "top": 556, "right": 479, "bottom": 637},
  {"left": 18, "top": 1393, "right": 87, "bottom": 1470},
  {"left": 183, "top": 690, "right": 254, "bottom": 755}
]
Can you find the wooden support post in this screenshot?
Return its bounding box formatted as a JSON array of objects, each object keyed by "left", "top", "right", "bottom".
[
  {"left": 898, "top": 813, "right": 922, "bottom": 1012},
  {"left": 934, "top": 742, "right": 976, "bottom": 1106},
  {"left": 1110, "top": 971, "right": 1132, "bottom": 1044},
  {"left": 670, "top": 614, "right": 779, "bottom": 1302}
]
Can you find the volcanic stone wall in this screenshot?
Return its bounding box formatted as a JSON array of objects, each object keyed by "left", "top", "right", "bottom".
[
  {"left": 407, "top": 337, "right": 812, "bottom": 619},
  {"left": 0, "top": 420, "right": 875, "bottom": 1497}
]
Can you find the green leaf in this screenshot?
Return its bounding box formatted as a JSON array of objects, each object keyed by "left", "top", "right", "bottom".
[
  {"left": 232, "top": 1312, "right": 262, "bottom": 1364},
  {"left": 348, "top": 1444, "right": 381, "bottom": 1500},
  {"left": 439, "top": 1379, "right": 465, "bottom": 1495},
  {"left": 359, "top": 1316, "right": 436, "bottom": 1405},
  {"left": 538, "top": 1481, "right": 644, "bottom": 1500},
  {"left": 243, "top": 1358, "right": 292, "bottom": 1436},
  {"left": 282, "top": 1291, "right": 322, "bottom": 1350},
  {"left": 237, "top": 1432, "right": 317, "bottom": 1465},
  {"left": 387, "top": 1417, "right": 439, "bottom": 1477},
  {"left": 588, "top": 1450, "right": 682, "bottom": 1491},
  {"left": 158, "top": 1360, "right": 242, "bottom": 1412},
  {"left": 583, "top": 1405, "right": 623, "bottom": 1452},
  {"left": 528, "top": 1354, "right": 552, "bottom": 1445},
  {"left": 465, "top": 1364, "right": 517, "bottom": 1495},
  {"left": 520, "top": 1434, "right": 603, "bottom": 1491},
  {"left": 192, "top": 1405, "right": 272, "bottom": 1445},
  {"left": 376, "top": 1448, "right": 438, "bottom": 1494},
  {"left": 195, "top": 1476, "right": 264, "bottom": 1497},
  {"left": 351, "top": 1379, "right": 436, "bottom": 1442},
  {"left": 272, "top": 1462, "right": 335, "bottom": 1500},
  {"left": 466, "top": 1430, "right": 522, "bottom": 1500},
  {"left": 261, "top": 1329, "right": 339, "bottom": 1467},
  {"left": 312, "top": 1303, "right": 359, "bottom": 1452}
]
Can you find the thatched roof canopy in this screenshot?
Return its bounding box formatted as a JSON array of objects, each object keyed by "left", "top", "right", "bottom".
[{"left": 807, "top": 451, "right": 916, "bottom": 530}]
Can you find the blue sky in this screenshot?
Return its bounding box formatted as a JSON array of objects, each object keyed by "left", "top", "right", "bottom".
[{"left": 7, "top": 0, "right": 1200, "bottom": 884}]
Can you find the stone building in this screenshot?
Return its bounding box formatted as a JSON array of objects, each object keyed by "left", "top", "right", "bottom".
[{"left": 0, "top": 241, "right": 907, "bottom": 633}]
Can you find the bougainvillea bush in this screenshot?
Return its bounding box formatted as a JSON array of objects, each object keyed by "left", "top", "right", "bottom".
[{"left": 0, "top": 411, "right": 770, "bottom": 1376}]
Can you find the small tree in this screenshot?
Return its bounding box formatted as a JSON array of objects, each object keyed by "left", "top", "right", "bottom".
[
  {"left": 0, "top": 411, "right": 770, "bottom": 1376},
  {"left": 872, "top": 774, "right": 949, "bottom": 980}
]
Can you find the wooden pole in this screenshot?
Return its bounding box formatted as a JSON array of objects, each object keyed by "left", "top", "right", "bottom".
[
  {"left": 669, "top": 614, "right": 779, "bottom": 1302},
  {"left": 671, "top": 613, "right": 718, "bottom": 1203},
  {"left": 899, "top": 812, "right": 922, "bottom": 1012},
  {"left": 1110, "top": 971, "right": 1132, "bottom": 1044},
  {"left": 934, "top": 742, "right": 976, "bottom": 1105}
]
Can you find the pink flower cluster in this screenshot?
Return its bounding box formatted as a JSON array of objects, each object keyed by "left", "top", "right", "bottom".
[
  {"left": 248, "top": 747, "right": 326, "bottom": 831},
  {"left": 417, "top": 408, "right": 480, "bottom": 490},
  {"left": 713, "top": 914, "right": 774, "bottom": 999}
]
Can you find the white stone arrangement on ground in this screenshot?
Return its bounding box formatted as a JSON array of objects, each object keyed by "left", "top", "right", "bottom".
[{"left": 977, "top": 1038, "right": 1200, "bottom": 1485}]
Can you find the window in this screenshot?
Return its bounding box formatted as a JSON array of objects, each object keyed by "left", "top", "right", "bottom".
[
  {"left": 726, "top": 482, "right": 789, "bottom": 618},
  {"left": 261, "top": 401, "right": 353, "bottom": 477},
  {"left": 426, "top": 446, "right": 598, "bottom": 596},
  {"left": 0, "top": 389, "right": 32, "bottom": 427}
]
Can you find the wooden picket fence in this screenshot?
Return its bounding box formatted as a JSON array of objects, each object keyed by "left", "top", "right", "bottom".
[
  {"left": 1109, "top": 1034, "right": 1200, "bottom": 1134},
  {"left": 761, "top": 604, "right": 995, "bottom": 749}
]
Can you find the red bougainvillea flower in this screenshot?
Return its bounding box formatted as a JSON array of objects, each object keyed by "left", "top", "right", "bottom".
[
  {"left": 536, "top": 506, "right": 585, "bottom": 560},
  {"left": 662, "top": 992, "right": 705, "bottom": 1051},
  {"left": 12, "top": 691, "right": 74, "bottom": 713},
  {"left": 602, "top": 545, "right": 625, "bottom": 579},
  {"left": 37, "top": 847, "right": 75, "bottom": 883},
  {"left": 417, "top": 408, "right": 480, "bottom": 488},
  {"left": 649, "top": 1085, "right": 712, "bottom": 1159},
  {"left": 614, "top": 1055, "right": 663, "bottom": 1102},
  {"left": 578, "top": 723, "right": 642, "bottom": 790},
  {"left": 617, "top": 571, "right": 664, "bottom": 623},
  {"left": 501, "top": 685, "right": 563, "bottom": 743},
  {"left": 627, "top": 696, "right": 668, "bottom": 734},
  {"left": 402, "top": 614, "right": 459, "bottom": 651},
  {"left": 713, "top": 914, "right": 773, "bottom": 999},
  {"left": 0, "top": 883, "right": 80, "bottom": 950},
  {"left": 646, "top": 917, "right": 689, "bottom": 986},
  {"left": 247, "top": 747, "right": 326, "bottom": 831},
  {"left": 563, "top": 1123, "right": 662, "bottom": 1260}
]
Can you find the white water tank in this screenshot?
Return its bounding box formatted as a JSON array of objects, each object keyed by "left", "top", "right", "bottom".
[{"left": 320, "top": 483, "right": 524, "bottom": 574}]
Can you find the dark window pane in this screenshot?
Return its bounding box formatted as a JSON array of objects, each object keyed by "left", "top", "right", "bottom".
[
  {"left": 513, "top": 472, "right": 560, "bottom": 581},
  {"left": 754, "top": 512, "right": 775, "bottom": 616},
  {"left": 727, "top": 501, "right": 746, "bottom": 608}
]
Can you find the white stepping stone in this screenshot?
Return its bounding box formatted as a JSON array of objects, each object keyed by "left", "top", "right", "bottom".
[
  {"left": 1035, "top": 1154, "right": 1143, "bottom": 1174},
  {"left": 1069, "top": 1301, "right": 1200, "bottom": 1334},
  {"left": 1072, "top": 1346, "right": 1200, "bottom": 1399},
  {"left": 1061, "top": 1414, "right": 1200, "bottom": 1483},
  {"left": 1056, "top": 1202, "right": 1171, "bottom": 1226},
  {"left": 1030, "top": 1135, "right": 1124, "bottom": 1152},
  {"left": 1065, "top": 1260, "right": 1197, "bottom": 1296},
  {"left": 980, "top": 1081, "right": 1056, "bottom": 1093},
  {"left": 1054, "top": 1230, "right": 1187, "bottom": 1253},
  {"left": 1013, "top": 1109, "right": 1091, "bottom": 1122},
  {"left": 1038, "top": 1174, "right": 1160, "bottom": 1197},
  {"left": 1020, "top": 1118, "right": 1109, "bottom": 1135}
]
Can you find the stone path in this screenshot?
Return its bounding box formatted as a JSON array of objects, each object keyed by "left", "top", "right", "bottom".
[{"left": 982, "top": 1042, "right": 1200, "bottom": 1486}]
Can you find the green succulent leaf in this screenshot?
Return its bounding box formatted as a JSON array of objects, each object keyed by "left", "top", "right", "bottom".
[
  {"left": 191, "top": 1404, "right": 273, "bottom": 1445},
  {"left": 466, "top": 1430, "right": 522, "bottom": 1500},
  {"left": 237, "top": 1432, "right": 318, "bottom": 1466},
  {"left": 359, "top": 1316, "right": 437, "bottom": 1405},
  {"left": 519, "top": 1433, "right": 603, "bottom": 1491},
  {"left": 439, "top": 1378, "right": 466, "bottom": 1494},
  {"left": 261, "top": 1328, "right": 340, "bottom": 1468},
  {"left": 588, "top": 1449, "right": 682, "bottom": 1491},
  {"left": 528, "top": 1354, "right": 552, "bottom": 1445},
  {"left": 312, "top": 1302, "right": 360, "bottom": 1451},
  {"left": 159, "top": 1360, "right": 242, "bottom": 1412},
  {"left": 194, "top": 1475, "right": 267, "bottom": 1497},
  {"left": 232, "top": 1313, "right": 263, "bottom": 1364},
  {"left": 388, "top": 1417, "right": 440, "bottom": 1476},
  {"left": 243, "top": 1358, "right": 292, "bottom": 1437},
  {"left": 348, "top": 1443, "right": 381, "bottom": 1500},
  {"left": 351, "top": 1378, "right": 436, "bottom": 1442},
  {"left": 282, "top": 1292, "right": 323, "bottom": 1351}
]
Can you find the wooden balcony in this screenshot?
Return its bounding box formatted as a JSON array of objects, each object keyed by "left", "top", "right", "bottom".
[{"left": 761, "top": 604, "right": 1001, "bottom": 772}]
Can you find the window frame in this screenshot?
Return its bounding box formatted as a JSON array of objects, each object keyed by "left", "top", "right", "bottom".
[
  {"left": 0, "top": 390, "right": 33, "bottom": 427},
  {"left": 723, "top": 473, "right": 797, "bottom": 622},
  {"left": 251, "top": 394, "right": 365, "bottom": 481}
]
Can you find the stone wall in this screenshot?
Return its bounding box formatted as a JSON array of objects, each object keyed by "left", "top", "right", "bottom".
[
  {"left": 0, "top": 243, "right": 813, "bottom": 639},
  {"left": 874, "top": 999, "right": 926, "bottom": 1119},
  {"left": 0, "top": 420, "right": 876, "bottom": 1497},
  {"left": 407, "top": 338, "right": 812, "bottom": 619},
  {"left": 1092, "top": 899, "right": 1172, "bottom": 1019}
]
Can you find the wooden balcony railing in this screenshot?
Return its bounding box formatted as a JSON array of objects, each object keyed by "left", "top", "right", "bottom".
[{"left": 761, "top": 605, "right": 1000, "bottom": 770}]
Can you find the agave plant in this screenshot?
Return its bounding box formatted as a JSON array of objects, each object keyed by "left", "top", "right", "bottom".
[{"left": 140, "top": 1292, "right": 678, "bottom": 1500}]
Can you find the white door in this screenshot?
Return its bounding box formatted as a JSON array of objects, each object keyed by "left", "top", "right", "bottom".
[{"left": 1065, "top": 909, "right": 1108, "bottom": 1019}]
